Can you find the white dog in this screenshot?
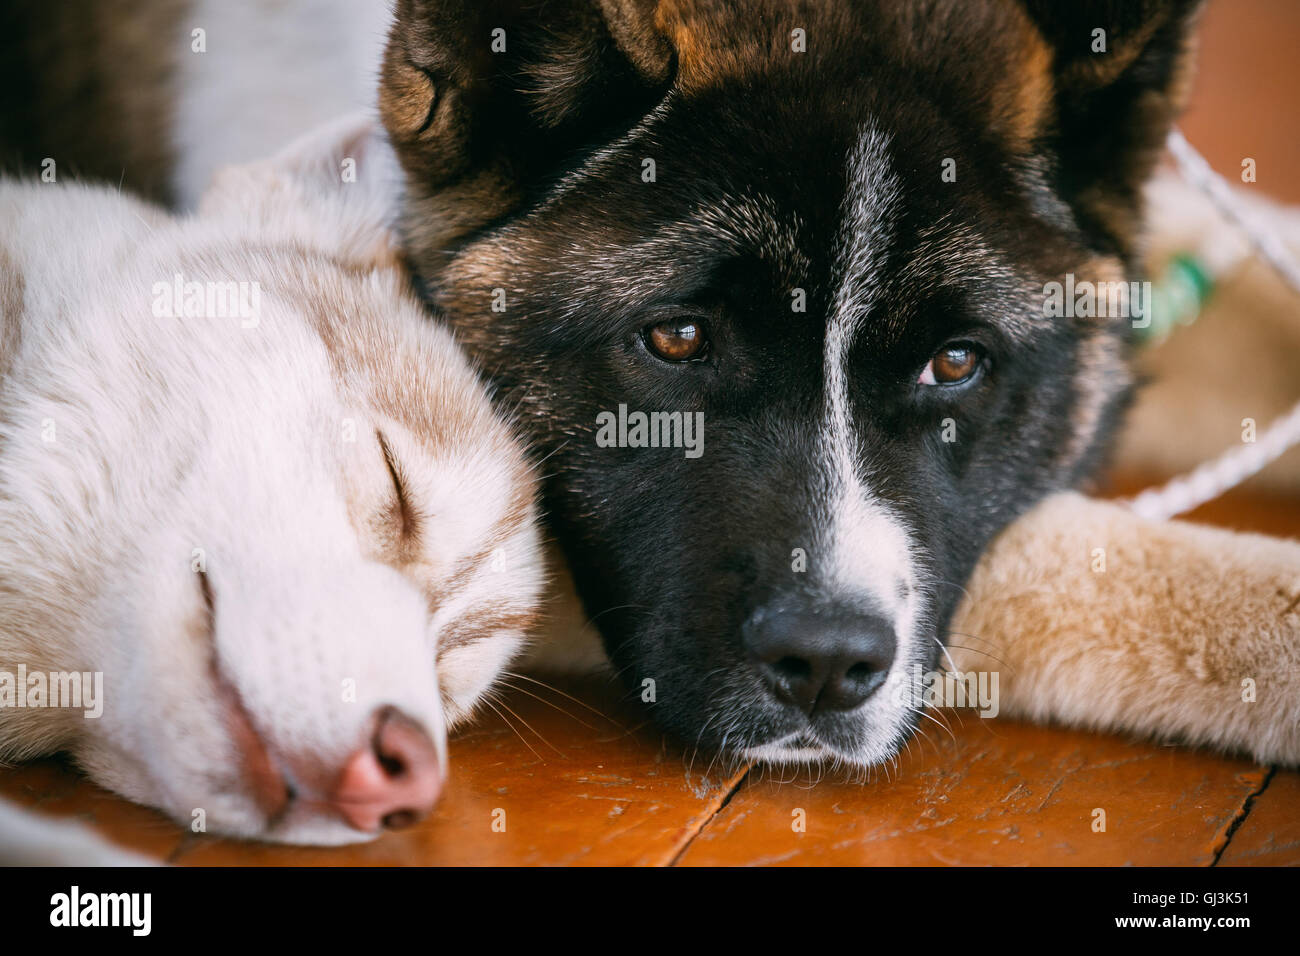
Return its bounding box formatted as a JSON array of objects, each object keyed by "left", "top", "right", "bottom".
[{"left": 0, "top": 116, "right": 545, "bottom": 847}]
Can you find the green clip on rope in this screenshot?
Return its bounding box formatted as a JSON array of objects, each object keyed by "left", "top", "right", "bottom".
[{"left": 1139, "top": 251, "right": 1216, "bottom": 346}]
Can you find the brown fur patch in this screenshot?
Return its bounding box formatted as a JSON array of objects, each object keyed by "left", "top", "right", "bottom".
[
  {"left": 951, "top": 492, "right": 1300, "bottom": 765},
  {"left": 652, "top": 0, "right": 813, "bottom": 92},
  {"left": 0, "top": 0, "right": 185, "bottom": 203},
  {"left": 1057, "top": 15, "right": 1166, "bottom": 91},
  {"left": 1054, "top": 255, "right": 1132, "bottom": 476},
  {"left": 653, "top": 0, "right": 729, "bottom": 90},
  {"left": 0, "top": 246, "right": 23, "bottom": 382},
  {"left": 437, "top": 608, "right": 540, "bottom": 656},
  {"left": 377, "top": 60, "right": 437, "bottom": 142},
  {"left": 990, "top": 6, "right": 1056, "bottom": 153},
  {"left": 599, "top": 0, "right": 675, "bottom": 85},
  {"left": 1062, "top": 328, "right": 1128, "bottom": 476}
]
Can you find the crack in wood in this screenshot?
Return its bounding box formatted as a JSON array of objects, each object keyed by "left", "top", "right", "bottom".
[
  {"left": 665, "top": 765, "right": 752, "bottom": 866},
  {"left": 1210, "top": 765, "right": 1276, "bottom": 866}
]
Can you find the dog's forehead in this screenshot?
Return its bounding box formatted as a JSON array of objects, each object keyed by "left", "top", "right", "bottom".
[
  {"left": 518, "top": 90, "right": 892, "bottom": 296},
  {"left": 825, "top": 123, "right": 901, "bottom": 336},
  {"left": 468, "top": 71, "right": 1052, "bottom": 355}
]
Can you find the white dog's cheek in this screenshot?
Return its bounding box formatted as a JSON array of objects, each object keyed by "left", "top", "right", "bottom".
[{"left": 438, "top": 632, "right": 526, "bottom": 727}]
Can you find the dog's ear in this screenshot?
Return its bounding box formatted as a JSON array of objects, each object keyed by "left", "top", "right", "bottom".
[
  {"left": 1013, "top": 0, "right": 1206, "bottom": 253},
  {"left": 380, "top": 0, "right": 674, "bottom": 246},
  {"left": 200, "top": 113, "right": 403, "bottom": 268},
  {"left": 200, "top": 113, "right": 377, "bottom": 210}
]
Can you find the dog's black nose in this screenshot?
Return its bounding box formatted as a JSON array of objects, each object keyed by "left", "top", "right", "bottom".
[{"left": 743, "top": 603, "right": 896, "bottom": 715}]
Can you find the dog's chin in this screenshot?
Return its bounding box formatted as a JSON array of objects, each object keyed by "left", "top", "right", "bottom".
[
  {"left": 740, "top": 734, "right": 904, "bottom": 770},
  {"left": 740, "top": 736, "right": 833, "bottom": 767},
  {"left": 736, "top": 706, "right": 921, "bottom": 770}
]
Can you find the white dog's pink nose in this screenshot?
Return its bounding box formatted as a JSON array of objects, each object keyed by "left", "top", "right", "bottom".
[{"left": 332, "top": 707, "right": 442, "bottom": 832}]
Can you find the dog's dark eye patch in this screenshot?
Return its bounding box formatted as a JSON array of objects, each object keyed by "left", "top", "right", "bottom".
[
  {"left": 846, "top": 283, "right": 998, "bottom": 384},
  {"left": 413, "top": 68, "right": 440, "bottom": 136},
  {"left": 195, "top": 569, "right": 215, "bottom": 643},
  {"left": 509, "top": 214, "right": 799, "bottom": 352},
  {"left": 377, "top": 429, "right": 418, "bottom": 545}
]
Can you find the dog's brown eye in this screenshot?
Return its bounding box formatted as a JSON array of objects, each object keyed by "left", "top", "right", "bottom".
[
  {"left": 919, "top": 344, "right": 981, "bottom": 386},
  {"left": 644, "top": 320, "right": 706, "bottom": 362}
]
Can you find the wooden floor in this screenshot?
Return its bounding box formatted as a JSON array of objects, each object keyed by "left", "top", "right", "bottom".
[
  {"left": 3, "top": 0, "right": 1298, "bottom": 867},
  {"left": 2, "top": 474, "right": 1298, "bottom": 866}
]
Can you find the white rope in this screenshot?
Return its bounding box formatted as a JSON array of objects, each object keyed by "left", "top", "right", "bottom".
[
  {"left": 1125, "top": 130, "right": 1300, "bottom": 522},
  {"left": 1128, "top": 403, "right": 1300, "bottom": 521}
]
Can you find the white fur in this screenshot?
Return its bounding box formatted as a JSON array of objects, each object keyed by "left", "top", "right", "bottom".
[
  {"left": 0, "top": 116, "right": 544, "bottom": 846},
  {"left": 794, "top": 125, "right": 926, "bottom": 765}
]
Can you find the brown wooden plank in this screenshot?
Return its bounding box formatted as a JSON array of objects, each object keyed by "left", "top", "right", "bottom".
[
  {"left": 166, "top": 677, "right": 745, "bottom": 865},
  {"left": 1218, "top": 770, "right": 1300, "bottom": 866},
  {"left": 676, "top": 715, "right": 1274, "bottom": 866},
  {"left": 2, "top": 685, "right": 1295, "bottom": 865}
]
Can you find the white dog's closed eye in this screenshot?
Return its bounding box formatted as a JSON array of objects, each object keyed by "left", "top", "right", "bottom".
[{"left": 0, "top": 115, "right": 545, "bottom": 846}]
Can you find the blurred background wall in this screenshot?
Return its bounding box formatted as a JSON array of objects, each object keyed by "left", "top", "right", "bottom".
[{"left": 1181, "top": 0, "right": 1300, "bottom": 203}]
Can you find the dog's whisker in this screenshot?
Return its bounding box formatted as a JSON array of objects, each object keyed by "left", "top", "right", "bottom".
[
  {"left": 912, "top": 706, "right": 957, "bottom": 744},
  {"left": 497, "top": 679, "right": 600, "bottom": 731},
  {"left": 930, "top": 578, "right": 975, "bottom": 605},
  {"left": 940, "top": 642, "right": 1015, "bottom": 674},
  {"left": 501, "top": 671, "right": 620, "bottom": 724},
  {"left": 943, "top": 630, "right": 1007, "bottom": 652},
  {"left": 484, "top": 699, "right": 547, "bottom": 764},
  {"left": 933, "top": 635, "right": 961, "bottom": 674},
  {"left": 493, "top": 697, "right": 566, "bottom": 758}
]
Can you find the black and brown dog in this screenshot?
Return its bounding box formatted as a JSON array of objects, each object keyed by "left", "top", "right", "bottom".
[
  {"left": 377, "top": 0, "right": 1204, "bottom": 765},
  {"left": 2, "top": 0, "right": 1205, "bottom": 769}
]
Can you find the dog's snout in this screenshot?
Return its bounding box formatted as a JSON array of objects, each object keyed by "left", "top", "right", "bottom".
[
  {"left": 744, "top": 604, "right": 896, "bottom": 715},
  {"left": 332, "top": 707, "right": 442, "bottom": 833}
]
